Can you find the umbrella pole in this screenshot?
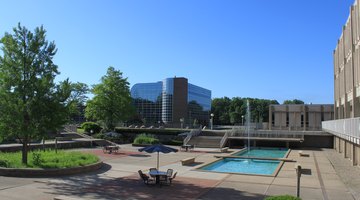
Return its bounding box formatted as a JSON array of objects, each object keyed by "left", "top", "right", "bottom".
[{"left": 157, "top": 151, "right": 159, "bottom": 169}]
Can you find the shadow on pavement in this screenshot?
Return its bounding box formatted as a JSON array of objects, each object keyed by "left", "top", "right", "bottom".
[{"left": 42, "top": 173, "right": 266, "bottom": 200}]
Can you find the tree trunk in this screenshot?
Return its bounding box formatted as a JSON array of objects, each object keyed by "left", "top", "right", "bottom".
[{"left": 21, "top": 137, "right": 28, "bottom": 165}]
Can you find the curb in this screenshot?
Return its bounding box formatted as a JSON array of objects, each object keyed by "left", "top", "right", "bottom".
[{"left": 0, "top": 161, "right": 103, "bottom": 177}]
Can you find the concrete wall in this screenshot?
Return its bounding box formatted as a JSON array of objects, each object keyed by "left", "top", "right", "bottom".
[
  {"left": 228, "top": 135, "right": 333, "bottom": 149},
  {"left": 269, "top": 104, "right": 334, "bottom": 131},
  {"left": 334, "top": 0, "right": 360, "bottom": 119}
]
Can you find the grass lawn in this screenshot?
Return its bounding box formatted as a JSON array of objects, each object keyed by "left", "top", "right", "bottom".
[{"left": 0, "top": 150, "right": 99, "bottom": 169}]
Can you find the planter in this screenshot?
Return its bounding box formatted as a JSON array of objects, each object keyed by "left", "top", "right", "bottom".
[{"left": 0, "top": 161, "right": 103, "bottom": 177}]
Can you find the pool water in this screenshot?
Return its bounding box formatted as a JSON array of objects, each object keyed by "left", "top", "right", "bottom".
[
  {"left": 200, "top": 148, "right": 289, "bottom": 175},
  {"left": 201, "top": 158, "right": 280, "bottom": 175}
]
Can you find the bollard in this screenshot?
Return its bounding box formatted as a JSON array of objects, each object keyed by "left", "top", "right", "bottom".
[{"left": 295, "top": 164, "right": 302, "bottom": 198}]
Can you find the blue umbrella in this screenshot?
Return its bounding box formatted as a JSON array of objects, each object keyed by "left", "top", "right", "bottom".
[{"left": 138, "top": 144, "right": 178, "bottom": 169}]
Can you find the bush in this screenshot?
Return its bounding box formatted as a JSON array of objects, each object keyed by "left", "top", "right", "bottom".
[
  {"left": 133, "top": 133, "right": 159, "bottom": 145},
  {"left": 81, "top": 122, "right": 102, "bottom": 134},
  {"left": 264, "top": 195, "right": 301, "bottom": 200},
  {"left": 93, "top": 133, "right": 105, "bottom": 139}
]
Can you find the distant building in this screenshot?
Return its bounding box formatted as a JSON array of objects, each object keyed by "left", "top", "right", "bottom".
[
  {"left": 269, "top": 104, "right": 334, "bottom": 131},
  {"left": 131, "top": 77, "right": 211, "bottom": 127}
]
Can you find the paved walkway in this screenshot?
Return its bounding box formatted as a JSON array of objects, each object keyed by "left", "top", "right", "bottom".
[
  {"left": 324, "top": 149, "right": 360, "bottom": 200},
  {"left": 0, "top": 145, "right": 359, "bottom": 200}
]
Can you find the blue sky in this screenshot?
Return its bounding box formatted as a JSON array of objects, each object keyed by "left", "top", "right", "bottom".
[{"left": 0, "top": 0, "right": 355, "bottom": 104}]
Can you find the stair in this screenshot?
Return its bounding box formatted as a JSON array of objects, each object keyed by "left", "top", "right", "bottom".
[
  {"left": 187, "top": 136, "right": 222, "bottom": 148},
  {"left": 61, "top": 132, "right": 118, "bottom": 147}
]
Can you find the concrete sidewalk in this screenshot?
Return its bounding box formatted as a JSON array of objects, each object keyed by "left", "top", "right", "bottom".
[{"left": 0, "top": 145, "right": 358, "bottom": 200}]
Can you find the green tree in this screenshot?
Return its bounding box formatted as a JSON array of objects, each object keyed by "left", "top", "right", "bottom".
[
  {"left": 0, "top": 24, "right": 71, "bottom": 164},
  {"left": 212, "top": 97, "right": 231, "bottom": 125},
  {"left": 212, "top": 97, "right": 279, "bottom": 125},
  {"left": 283, "top": 99, "right": 304, "bottom": 104},
  {"left": 67, "top": 82, "right": 89, "bottom": 123},
  {"left": 85, "top": 67, "right": 133, "bottom": 130}
]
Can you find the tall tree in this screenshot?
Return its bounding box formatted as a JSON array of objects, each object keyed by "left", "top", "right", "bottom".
[
  {"left": 85, "top": 67, "right": 133, "bottom": 130},
  {"left": 0, "top": 24, "right": 71, "bottom": 164},
  {"left": 67, "top": 82, "right": 89, "bottom": 123}
]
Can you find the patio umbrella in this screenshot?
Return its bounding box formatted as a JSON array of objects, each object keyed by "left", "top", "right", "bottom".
[{"left": 138, "top": 144, "right": 178, "bottom": 169}]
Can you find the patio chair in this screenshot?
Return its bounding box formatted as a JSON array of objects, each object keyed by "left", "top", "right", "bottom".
[
  {"left": 138, "top": 170, "right": 154, "bottom": 185},
  {"left": 168, "top": 172, "right": 177, "bottom": 185},
  {"left": 166, "top": 169, "right": 173, "bottom": 178}
]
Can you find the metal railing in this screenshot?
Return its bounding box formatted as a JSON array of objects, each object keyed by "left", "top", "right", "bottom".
[
  {"left": 183, "top": 128, "right": 202, "bottom": 145},
  {"left": 220, "top": 132, "right": 229, "bottom": 148},
  {"left": 322, "top": 118, "right": 360, "bottom": 145},
  {"left": 229, "top": 129, "right": 304, "bottom": 140}
]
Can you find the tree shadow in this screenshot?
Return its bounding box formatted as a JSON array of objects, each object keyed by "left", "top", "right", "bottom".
[{"left": 40, "top": 173, "right": 266, "bottom": 200}]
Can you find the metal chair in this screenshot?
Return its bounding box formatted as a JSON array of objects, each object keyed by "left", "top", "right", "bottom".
[{"left": 138, "top": 170, "right": 154, "bottom": 185}]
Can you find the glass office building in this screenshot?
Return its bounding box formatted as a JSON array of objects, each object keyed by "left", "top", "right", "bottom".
[{"left": 131, "top": 77, "right": 211, "bottom": 127}]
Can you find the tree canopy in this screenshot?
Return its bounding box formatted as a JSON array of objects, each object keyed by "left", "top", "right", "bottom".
[
  {"left": 0, "top": 24, "right": 71, "bottom": 164},
  {"left": 67, "top": 82, "right": 89, "bottom": 123},
  {"left": 283, "top": 99, "right": 304, "bottom": 104},
  {"left": 85, "top": 67, "right": 134, "bottom": 130},
  {"left": 211, "top": 97, "right": 279, "bottom": 125}
]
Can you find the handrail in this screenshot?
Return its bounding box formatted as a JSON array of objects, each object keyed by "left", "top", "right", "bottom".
[
  {"left": 183, "top": 134, "right": 192, "bottom": 145},
  {"left": 183, "top": 128, "right": 202, "bottom": 145},
  {"left": 228, "top": 130, "right": 304, "bottom": 139},
  {"left": 220, "top": 132, "right": 229, "bottom": 148},
  {"left": 322, "top": 118, "right": 360, "bottom": 145}
]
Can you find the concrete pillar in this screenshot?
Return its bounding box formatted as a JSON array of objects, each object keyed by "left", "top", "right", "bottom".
[
  {"left": 339, "top": 138, "right": 342, "bottom": 153},
  {"left": 269, "top": 106, "right": 273, "bottom": 130},
  {"left": 286, "top": 141, "right": 289, "bottom": 148},
  {"left": 352, "top": 143, "right": 356, "bottom": 166},
  {"left": 253, "top": 140, "right": 256, "bottom": 147},
  {"left": 344, "top": 140, "right": 348, "bottom": 158},
  {"left": 303, "top": 105, "right": 307, "bottom": 131}
]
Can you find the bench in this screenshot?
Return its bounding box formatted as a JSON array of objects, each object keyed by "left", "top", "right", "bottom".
[
  {"left": 298, "top": 151, "right": 310, "bottom": 157},
  {"left": 103, "top": 145, "right": 120, "bottom": 154},
  {"left": 181, "top": 157, "right": 195, "bottom": 165},
  {"left": 220, "top": 147, "right": 229, "bottom": 153}
]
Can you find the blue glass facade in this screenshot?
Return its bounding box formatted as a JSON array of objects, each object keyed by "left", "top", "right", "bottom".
[
  {"left": 188, "top": 83, "right": 212, "bottom": 126},
  {"left": 131, "top": 77, "right": 211, "bottom": 127},
  {"left": 131, "top": 82, "right": 162, "bottom": 124}
]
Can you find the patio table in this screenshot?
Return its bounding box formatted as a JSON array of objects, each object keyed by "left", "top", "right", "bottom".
[{"left": 149, "top": 170, "right": 167, "bottom": 184}]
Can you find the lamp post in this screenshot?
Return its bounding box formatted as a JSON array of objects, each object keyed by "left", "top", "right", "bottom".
[
  {"left": 242, "top": 115, "right": 244, "bottom": 126},
  {"left": 180, "top": 118, "right": 184, "bottom": 129},
  {"left": 210, "top": 113, "right": 214, "bottom": 130}
]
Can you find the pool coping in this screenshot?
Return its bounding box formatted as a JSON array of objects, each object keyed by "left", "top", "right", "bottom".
[{"left": 194, "top": 147, "right": 291, "bottom": 177}]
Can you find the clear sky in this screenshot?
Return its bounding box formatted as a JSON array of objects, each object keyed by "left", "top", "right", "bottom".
[{"left": 0, "top": 0, "right": 355, "bottom": 104}]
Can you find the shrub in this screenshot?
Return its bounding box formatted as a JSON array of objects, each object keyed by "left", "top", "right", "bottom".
[
  {"left": 133, "top": 133, "right": 159, "bottom": 145},
  {"left": 264, "top": 195, "right": 301, "bottom": 200},
  {"left": 81, "top": 122, "right": 102, "bottom": 134},
  {"left": 93, "top": 133, "right": 105, "bottom": 139}
]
